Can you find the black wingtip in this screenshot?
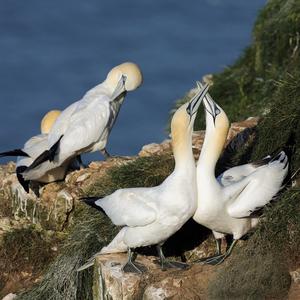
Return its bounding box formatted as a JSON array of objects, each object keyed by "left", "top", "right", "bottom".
[
  {"left": 16, "top": 166, "right": 30, "bottom": 193},
  {"left": 26, "top": 135, "right": 63, "bottom": 171},
  {"left": 0, "top": 149, "right": 30, "bottom": 158},
  {"left": 251, "top": 155, "right": 272, "bottom": 167},
  {"left": 49, "top": 135, "right": 63, "bottom": 162}
]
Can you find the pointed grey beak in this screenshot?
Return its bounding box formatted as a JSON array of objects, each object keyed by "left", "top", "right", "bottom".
[
  {"left": 111, "top": 75, "right": 127, "bottom": 100},
  {"left": 186, "top": 82, "right": 209, "bottom": 118},
  {"left": 197, "top": 81, "right": 220, "bottom": 125}
]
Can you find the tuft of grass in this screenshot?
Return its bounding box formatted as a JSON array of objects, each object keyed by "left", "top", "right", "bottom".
[
  {"left": 18, "top": 206, "right": 119, "bottom": 300},
  {"left": 85, "top": 155, "right": 174, "bottom": 196},
  {"left": 0, "top": 226, "right": 60, "bottom": 298}
]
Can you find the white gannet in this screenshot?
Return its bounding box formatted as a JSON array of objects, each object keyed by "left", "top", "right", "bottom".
[
  {"left": 22, "top": 62, "right": 143, "bottom": 182},
  {"left": 79, "top": 84, "right": 209, "bottom": 273},
  {"left": 193, "top": 83, "right": 289, "bottom": 264},
  {"left": 0, "top": 110, "right": 75, "bottom": 192}
]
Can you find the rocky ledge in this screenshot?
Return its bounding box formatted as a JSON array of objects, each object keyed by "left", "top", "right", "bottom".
[
  {"left": 92, "top": 253, "right": 215, "bottom": 300},
  {"left": 5, "top": 116, "right": 300, "bottom": 300}
]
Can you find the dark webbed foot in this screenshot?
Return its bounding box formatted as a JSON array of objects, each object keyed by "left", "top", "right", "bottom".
[
  {"left": 159, "top": 260, "right": 189, "bottom": 271},
  {"left": 122, "top": 248, "right": 147, "bottom": 274},
  {"left": 76, "top": 155, "right": 85, "bottom": 170},
  {"left": 194, "top": 239, "right": 238, "bottom": 266},
  {"left": 194, "top": 253, "right": 223, "bottom": 264},
  {"left": 199, "top": 254, "right": 226, "bottom": 265},
  {"left": 156, "top": 245, "right": 189, "bottom": 271},
  {"left": 122, "top": 261, "right": 147, "bottom": 274}
]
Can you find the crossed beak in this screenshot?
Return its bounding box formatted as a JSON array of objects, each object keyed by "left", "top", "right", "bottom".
[{"left": 186, "top": 82, "right": 209, "bottom": 120}]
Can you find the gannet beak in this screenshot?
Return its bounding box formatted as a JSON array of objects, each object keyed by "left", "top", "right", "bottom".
[
  {"left": 198, "top": 81, "right": 220, "bottom": 126},
  {"left": 111, "top": 75, "right": 127, "bottom": 100},
  {"left": 186, "top": 82, "right": 209, "bottom": 119}
]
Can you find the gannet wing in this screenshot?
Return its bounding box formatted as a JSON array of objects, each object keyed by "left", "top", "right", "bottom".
[
  {"left": 23, "top": 134, "right": 47, "bottom": 149},
  {"left": 94, "top": 188, "right": 157, "bottom": 227},
  {"left": 218, "top": 163, "right": 257, "bottom": 186},
  {"left": 47, "top": 101, "right": 80, "bottom": 146},
  {"left": 49, "top": 98, "right": 111, "bottom": 159},
  {"left": 226, "top": 152, "right": 288, "bottom": 218},
  {"left": 218, "top": 156, "right": 272, "bottom": 186},
  {"left": 17, "top": 134, "right": 49, "bottom": 167}
]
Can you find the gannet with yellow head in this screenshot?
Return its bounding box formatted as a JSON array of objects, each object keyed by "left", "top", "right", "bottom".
[
  {"left": 22, "top": 62, "right": 142, "bottom": 182},
  {"left": 0, "top": 110, "right": 68, "bottom": 192},
  {"left": 79, "top": 84, "right": 209, "bottom": 273},
  {"left": 193, "top": 82, "right": 289, "bottom": 264}
]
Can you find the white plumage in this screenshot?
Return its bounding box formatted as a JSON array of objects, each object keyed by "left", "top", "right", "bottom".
[
  {"left": 80, "top": 84, "right": 209, "bottom": 273},
  {"left": 193, "top": 84, "right": 288, "bottom": 264},
  {"left": 23, "top": 62, "right": 143, "bottom": 182}
]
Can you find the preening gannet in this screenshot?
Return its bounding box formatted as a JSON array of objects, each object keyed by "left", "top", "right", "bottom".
[
  {"left": 193, "top": 83, "right": 289, "bottom": 264},
  {"left": 0, "top": 110, "right": 75, "bottom": 192},
  {"left": 22, "top": 62, "right": 143, "bottom": 182},
  {"left": 79, "top": 84, "right": 209, "bottom": 273}
]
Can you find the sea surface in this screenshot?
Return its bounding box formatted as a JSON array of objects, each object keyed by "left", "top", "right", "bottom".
[{"left": 0, "top": 0, "right": 265, "bottom": 163}]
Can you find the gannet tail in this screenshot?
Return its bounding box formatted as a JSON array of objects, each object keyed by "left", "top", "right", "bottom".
[
  {"left": 80, "top": 196, "right": 106, "bottom": 214},
  {"left": 26, "top": 135, "right": 63, "bottom": 171},
  {"left": 0, "top": 149, "right": 29, "bottom": 158}
]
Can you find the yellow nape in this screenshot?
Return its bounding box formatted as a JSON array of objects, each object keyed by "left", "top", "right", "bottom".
[
  {"left": 41, "top": 110, "right": 61, "bottom": 134},
  {"left": 106, "top": 62, "right": 143, "bottom": 92},
  {"left": 203, "top": 107, "right": 230, "bottom": 165},
  {"left": 171, "top": 103, "right": 191, "bottom": 154}
]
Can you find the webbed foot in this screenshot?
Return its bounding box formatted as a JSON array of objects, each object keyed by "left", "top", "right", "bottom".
[
  {"left": 201, "top": 254, "right": 226, "bottom": 265},
  {"left": 122, "top": 261, "right": 147, "bottom": 274},
  {"left": 158, "top": 259, "right": 189, "bottom": 271}
]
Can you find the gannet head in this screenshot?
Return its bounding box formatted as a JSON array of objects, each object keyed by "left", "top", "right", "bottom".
[
  {"left": 171, "top": 84, "right": 209, "bottom": 138},
  {"left": 200, "top": 82, "right": 229, "bottom": 133},
  {"left": 105, "top": 62, "right": 143, "bottom": 98},
  {"left": 40, "top": 110, "right": 61, "bottom": 134}
]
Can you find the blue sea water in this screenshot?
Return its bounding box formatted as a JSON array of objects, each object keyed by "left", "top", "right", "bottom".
[{"left": 0, "top": 0, "right": 265, "bottom": 163}]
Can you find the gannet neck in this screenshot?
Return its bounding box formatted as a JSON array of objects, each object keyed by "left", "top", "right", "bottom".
[
  {"left": 171, "top": 106, "right": 195, "bottom": 173},
  {"left": 197, "top": 110, "right": 229, "bottom": 178},
  {"left": 172, "top": 127, "right": 195, "bottom": 172}
]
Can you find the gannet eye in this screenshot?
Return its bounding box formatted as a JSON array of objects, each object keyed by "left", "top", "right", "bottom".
[{"left": 215, "top": 108, "right": 221, "bottom": 115}]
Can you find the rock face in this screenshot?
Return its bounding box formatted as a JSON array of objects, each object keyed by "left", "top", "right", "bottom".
[{"left": 92, "top": 253, "right": 215, "bottom": 300}]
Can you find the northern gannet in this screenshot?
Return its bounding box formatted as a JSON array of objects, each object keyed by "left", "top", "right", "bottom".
[
  {"left": 193, "top": 84, "right": 289, "bottom": 264},
  {"left": 79, "top": 84, "right": 209, "bottom": 273},
  {"left": 0, "top": 110, "right": 79, "bottom": 192},
  {"left": 22, "top": 62, "right": 143, "bottom": 182}
]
